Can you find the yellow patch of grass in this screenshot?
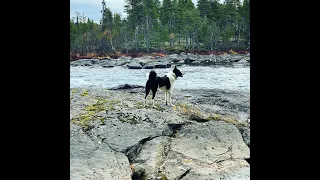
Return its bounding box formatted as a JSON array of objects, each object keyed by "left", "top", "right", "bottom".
[
  {"left": 182, "top": 159, "right": 193, "bottom": 163},
  {"left": 175, "top": 103, "right": 247, "bottom": 126},
  {"left": 71, "top": 97, "right": 120, "bottom": 130},
  {"left": 80, "top": 90, "right": 89, "bottom": 96},
  {"left": 206, "top": 115, "right": 248, "bottom": 127},
  {"left": 135, "top": 101, "right": 165, "bottom": 111},
  {"left": 174, "top": 103, "right": 202, "bottom": 117}
]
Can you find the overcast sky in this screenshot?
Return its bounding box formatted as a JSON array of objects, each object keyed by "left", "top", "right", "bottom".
[{"left": 70, "top": 0, "right": 201, "bottom": 23}]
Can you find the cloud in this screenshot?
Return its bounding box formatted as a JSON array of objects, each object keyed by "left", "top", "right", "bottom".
[{"left": 70, "top": 0, "right": 128, "bottom": 22}]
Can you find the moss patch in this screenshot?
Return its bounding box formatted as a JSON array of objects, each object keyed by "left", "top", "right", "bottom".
[
  {"left": 174, "top": 103, "right": 202, "bottom": 117},
  {"left": 154, "top": 172, "right": 167, "bottom": 180},
  {"left": 206, "top": 115, "right": 248, "bottom": 127},
  {"left": 119, "top": 116, "right": 139, "bottom": 124},
  {"left": 174, "top": 102, "right": 248, "bottom": 126},
  {"left": 117, "top": 112, "right": 141, "bottom": 124},
  {"left": 134, "top": 101, "right": 165, "bottom": 111},
  {"left": 71, "top": 97, "right": 120, "bottom": 130},
  {"left": 80, "top": 90, "right": 89, "bottom": 96},
  {"left": 71, "top": 113, "right": 93, "bottom": 131},
  {"left": 84, "top": 101, "right": 107, "bottom": 112},
  {"left": 206, "top": 115, "right": 221, "bottom": 121},
  {"left": 99, "top": 117, "right": 106, "bottom": 125}
]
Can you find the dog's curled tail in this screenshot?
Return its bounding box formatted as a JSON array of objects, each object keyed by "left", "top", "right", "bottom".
[{"left": 148, "top": 70, "right": 157, "bottom": 80}]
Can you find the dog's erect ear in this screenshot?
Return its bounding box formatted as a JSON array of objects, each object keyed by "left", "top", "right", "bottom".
[{"left": 174, "top": 65, "right": 177, "bottom": 69}]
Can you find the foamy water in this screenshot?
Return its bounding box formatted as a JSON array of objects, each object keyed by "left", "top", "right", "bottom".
[{"left": 70, "top": 66, "right": 250, "bottom": 92}]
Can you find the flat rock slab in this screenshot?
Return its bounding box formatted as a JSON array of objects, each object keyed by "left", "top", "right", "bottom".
[
  {"left": 90, "top": 119, "right": 164, "bottom": 160},
  {"left": 132, "top": 136, "right": 171, "bottom": 179},
  {"left": 179, "top": 161, "right": 250, "bottom": 180},
  {"left": 178, "top": 89, "right": 250, "bottom": 123},
  {"left": 70, "top": 87, "right": 250, "bottom": 180},
  {"left": 127, "top": 62, "right": 143, "bottom": 69},
  {"left": 161, "top": 121, "right": 250, "bottom": 180},
  {"left": 171, "top": 121, "right": 249, "bottom": 162},
  {"left": 70, "top": 124, "right": 132, "bottom": 180}
]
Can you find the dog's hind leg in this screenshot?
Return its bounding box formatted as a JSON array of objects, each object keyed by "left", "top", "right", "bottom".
[
  {"left": 145, "top": 85, "right": 151, "bottom": 106},
  {"left": 151, "top": 89, "right": 157, "bottom": 108}
]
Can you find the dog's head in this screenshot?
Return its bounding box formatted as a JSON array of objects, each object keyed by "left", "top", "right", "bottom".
[{"left": 173, "top": 65, "right": 183, "bottom": 78}]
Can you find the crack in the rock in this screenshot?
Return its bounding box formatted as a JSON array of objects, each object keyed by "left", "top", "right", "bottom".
[
  {"left": 215, "top": 146, "right": 232, "bottom": 157},
  {"left": 87, "top": 146, "right": 100, "bottom": 158},
  {"left": 75, "top": 128, "right": 103, "bottom": 159},
  {"left": 229, "top": 142, "right": 235, "bottom": 159},
  {"left": 169, "top": 149, "right": 246, "bottom": 168},
  {"left": 96, "top": 135, "right": 121, "bottom": 153},
  {"left": 104, "top": 142, "right": 121, "bottom": 153},
  {"left": 153, "top": 138, "right": 173, "bottom": 178},
  {"left": 214, "top": 157, "right": 233, "bottom": 164},
  {"left": 121, "top": 124, "right": 185, "bottom": 164},
  {"left": 213, "top": 132, "right": 222, "bottom": 143},
  {"left": 177, "top": 169, "right": 191, "bottom": 180},
  {"left": 86, "top": 123, "right": 184, "bottom": 168},
  {"left": 214, "top": 145, "right": 234, "bottom": 164},
  {"left": 163, "top": 137, "right": 172, "bottom": 157},
  {"left": 169, "top": 150, "right": 213, "bottom": 165},
  {"left": 97, "top": 134, "right": 106, "bottom": 141},
  {"left": 83, "top": 126, "right": 96, "bottom": 138},
  {"left": 124, "top": 135, "right": 163, "bottom": 162},
  {"left": 163, "top": 123, "right": 185, "bottom": 137}
]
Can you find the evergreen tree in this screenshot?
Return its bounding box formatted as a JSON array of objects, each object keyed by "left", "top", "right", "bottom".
[{"left": 69, "top": 0, "right": 251, "bottom": 55}]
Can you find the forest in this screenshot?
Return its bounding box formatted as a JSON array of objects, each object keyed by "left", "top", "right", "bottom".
[{"left": 70, "top": 0, "right": 250, "bottom": 59}]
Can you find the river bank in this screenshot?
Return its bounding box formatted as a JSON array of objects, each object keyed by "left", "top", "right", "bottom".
[
  {"left": 70, "top": 86, "right": 250, "bottom": 180},
  {"left": 70, "top": 53, "right": 250, "bottom": 69}
]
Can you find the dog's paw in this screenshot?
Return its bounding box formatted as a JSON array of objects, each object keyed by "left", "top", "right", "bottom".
[{"left": 152, "top": 105, "right": 157, "bottom": 108}]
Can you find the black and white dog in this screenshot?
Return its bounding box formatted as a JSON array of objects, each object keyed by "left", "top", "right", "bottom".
[{"left": 144, "top": 66, "right": 183, "bottom": 107}]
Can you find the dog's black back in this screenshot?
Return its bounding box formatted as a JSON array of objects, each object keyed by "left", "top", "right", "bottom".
[{"left": 156, "top": 76, "right": 171, "bottom": 90}]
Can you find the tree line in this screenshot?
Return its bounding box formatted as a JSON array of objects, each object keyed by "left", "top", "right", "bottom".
[{"left": 70, "top": 0, "right": 250, "bottom": 57}]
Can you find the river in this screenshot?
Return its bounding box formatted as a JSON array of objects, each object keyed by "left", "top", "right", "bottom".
[{"left": 70, "top": 66, "right": 250, "bottom": 92}]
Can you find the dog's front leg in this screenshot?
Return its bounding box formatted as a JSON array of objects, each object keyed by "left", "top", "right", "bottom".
[{"left": 165, "top": 91, "right": 168, "bottom": 105}]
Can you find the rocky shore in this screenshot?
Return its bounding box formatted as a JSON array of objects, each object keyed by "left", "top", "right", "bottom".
[
  {"left": 70, "top": 53, "right": 250, "bottom": 69},
  {"left": 70, "top": 85, "right": 250, "bottom": 180}
]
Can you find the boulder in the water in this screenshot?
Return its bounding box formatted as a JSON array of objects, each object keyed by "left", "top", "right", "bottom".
[{"left": 127, "top": 62, "right": 142, "bottom": 69}]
